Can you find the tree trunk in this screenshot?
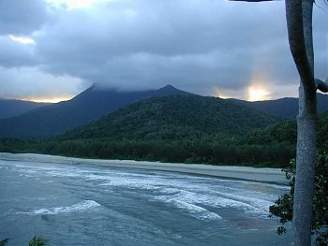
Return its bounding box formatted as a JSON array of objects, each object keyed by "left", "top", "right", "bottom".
[
  {"left": 294, "top": 86, "right": 316, "bottom": 246},
  {"left": 291, "top": 1, "right": 317, "bottom": 245}
]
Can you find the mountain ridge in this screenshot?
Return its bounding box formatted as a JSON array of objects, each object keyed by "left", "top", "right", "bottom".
[
  {"left": 227, "top": 93, "right": 328, "bottom": 119},
  {"left": 2, "top": 83, "right": 328, "bottom": 139},
  {"left": 0, "top": 84, "right": 189, "bottom": 138},
  {"left": 62, "top": 94, "right": 277, "bottom": 141},
  {"left": 0, "top": 99, "right": 50, "bottom": 119}
]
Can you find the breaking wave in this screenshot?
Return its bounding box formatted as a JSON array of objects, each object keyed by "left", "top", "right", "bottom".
[{"left": 18, "top": 200, "right": 101, "bottom": 215}]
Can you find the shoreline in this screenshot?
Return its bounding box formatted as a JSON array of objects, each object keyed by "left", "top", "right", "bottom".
[{"left": 0, "top": 152, "right": 289, "bottom": 185}]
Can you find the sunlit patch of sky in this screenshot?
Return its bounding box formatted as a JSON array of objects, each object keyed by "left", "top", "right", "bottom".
[
  {"left": 46, "top": 0, "right": 108, "bottom": 9},
  {"left": 21, "top": 96, "right": 73, "bottom": 103},
  {"left": 8, "top": 35, "right": 36, "bottom": 45},
  {"left": 247, "top": 85, "right": 271, "bottom": 102}
]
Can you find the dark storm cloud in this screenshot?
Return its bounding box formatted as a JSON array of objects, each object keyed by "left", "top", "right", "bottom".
[
  {"left": 0, "top": 0, "right": 48, "bottom": 35},
  {"left": 35, "top": 0, "right": 288, "bottom": 92},
  {"left": 0, "top": 0, "right": 327, "bottom": 99}
]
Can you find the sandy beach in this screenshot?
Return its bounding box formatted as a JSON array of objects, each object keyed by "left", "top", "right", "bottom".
[{"left": 0, "top": 152, "right": 289, "bottom": 185}]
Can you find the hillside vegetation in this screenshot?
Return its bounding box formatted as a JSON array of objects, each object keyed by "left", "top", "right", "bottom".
[
  {"left": 3, "top": 95, "right": 328, "bottom": 167},
  {"left": 0, "top": 95, "right": 294, "bottom": 167},
  {"left": 63, "top": 95, "right": 277, "bottom": 140}
]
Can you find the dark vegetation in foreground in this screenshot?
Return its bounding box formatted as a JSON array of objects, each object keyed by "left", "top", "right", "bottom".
[
  {"left": 270, "top": 152, "right": 328, "bottom": 245},
  {"left": 0, "top": 236, "right": 47, "bottom": 246}
]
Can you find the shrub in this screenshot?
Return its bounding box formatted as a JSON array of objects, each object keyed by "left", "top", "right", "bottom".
[{"left": 269, "top": 152, "right": 328, "bottom": 245}]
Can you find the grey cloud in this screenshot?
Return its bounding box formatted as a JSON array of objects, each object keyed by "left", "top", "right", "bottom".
[
  {"left": 35, "top": 1, "right": 288, "bottom": 90},
  {"left": 0, "top": 0, "right": 48, "bottom": 35},
  {"left": 36, "top": 1, "right": 287, "bottom": 58},
  {"left": 0, "top": 37, "right": 37, "bottom": 68},
  {"left": 0, "top": 0, "right": 327, "bottom": 100}
]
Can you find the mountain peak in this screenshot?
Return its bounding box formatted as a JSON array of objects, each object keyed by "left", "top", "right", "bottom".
[
  {"left": 161, "top": 84, "right": 176, "bottom": 90},
  {"left": 157, "top": 84, "right": 180, "bottom": 93},
  {"left": 155, "top": 84, "right": 191, "bottom": 97}
]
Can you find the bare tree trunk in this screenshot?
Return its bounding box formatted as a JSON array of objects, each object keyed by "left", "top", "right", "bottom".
[
  {"left": 232, "top": 0, "right": 318, "bottom": 244},
  {"left": 294, "top": 86, "right": 317, "bottom": 246},
  {"left": 288, "top": 0, "right": 317, "bottom": 245}
]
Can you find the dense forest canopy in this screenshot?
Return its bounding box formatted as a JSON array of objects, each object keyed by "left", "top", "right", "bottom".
[{"left": 2, "top": 96, "right": 328, "bottom": 167}]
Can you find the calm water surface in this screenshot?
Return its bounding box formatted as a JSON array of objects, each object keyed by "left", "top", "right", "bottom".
[{"left": 0, "top": 159, "right": 292, "bottom": 245}]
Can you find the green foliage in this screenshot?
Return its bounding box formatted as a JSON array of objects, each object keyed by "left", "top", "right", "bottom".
[
  {"left": 269, "top": 153, "right": 328, "bottom": 245},
  {"left": 244, "top": 112, "right": 328, "bottom": 146},
  {"left": 0, "top": 138, "right": 292, "bottom": 167},
  {"left": 317, "top": 113, "right": 328, "bottom": 148},
  {"left": 0, "top": 239, "right": 9, "bottom": 246},
  {"left": 0, "top": 95, "right": 291, "bottom": 167},
  {"left": 62, "top": 95, "right": 277, "bottom": 141},
  {"left": 0, "top": 237, "right": 48, "bottom": 246},
  {"left": 29, "top": 236, "right": 47, "bottom": 246},
  {"left": 245, "top": 120, "right": 297, "bottom": 145},
  {"left": 1, "top": 101, "right": 327, "bottom": 168}
]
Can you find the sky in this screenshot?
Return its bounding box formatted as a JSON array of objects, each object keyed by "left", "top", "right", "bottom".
[{"left": 0, "top": 0, "right": 327, "bottom": 102}]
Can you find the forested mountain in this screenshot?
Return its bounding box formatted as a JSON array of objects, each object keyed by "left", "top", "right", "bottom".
[
  {"left": 2, "top": 81, "right": 328, "bottom": 139},
  {"left": 0, "top": 94, "right": 288, "bottom": 167},
  {"left": 3, "top": 96, "right": 328, "bottom": 167},
  {"left": 228, "top": 93, "right": 328, "bottom": 119},
  {"left": 0, "top": 99, "right": 49, "bottom": 119},
  {"left": 63, "top": 94, "right": 277, "bottom": 141},
  {"left": 6, "top": 95, "right": 328, "bottom": 166},
  {"left": 0, "top": 84, "right": 188, "bottom": 138}
]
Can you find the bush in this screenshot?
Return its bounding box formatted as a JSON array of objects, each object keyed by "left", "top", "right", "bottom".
[
  {"left": 269, "top": 152, "right": 328, "bottom": 245},
  {"left": 29, "top": 236, "right": 47, "bottom": 246},
  {"left": 0, "top": 239, "right": 9, "bottom": 246}
]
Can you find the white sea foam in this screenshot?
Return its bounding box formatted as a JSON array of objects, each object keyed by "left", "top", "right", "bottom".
[
  {"left": 82, "top": 170, "right": 276, "bottom": 218},
  {"left": 8, "top": 158, "right": 283, "bottom": 220},
  {"left": 169, "top": 199, "right": 222, "bottom": 220},
  {"left": 46, "top": 170, "right": 82, "bottom": 178},
  {"left": 19, "top": 200, "right": 101, "bottom": 215},
  {"left": 155, "top": 187, "right": 273, "bottom": 220}
]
